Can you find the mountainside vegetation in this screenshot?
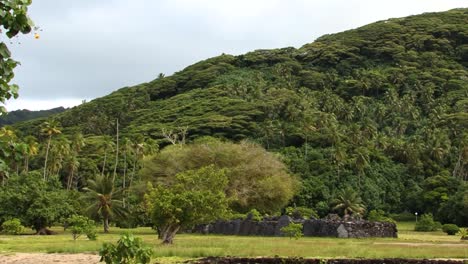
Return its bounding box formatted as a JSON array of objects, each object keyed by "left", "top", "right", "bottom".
[
  {"left": 0, "top": 107, "right": 65, "bottom": 126},
  {"left": 2, "top": 8, "right": 468, "bottom": 229}
]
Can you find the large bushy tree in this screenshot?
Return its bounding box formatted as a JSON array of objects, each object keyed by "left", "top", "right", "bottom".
[
  {"left": 141, "top": 138, "right": 298, "bottom": 214},
  {"left": 145, "top": 165, "right": 228, "bottom": 244},
  {"left": 0, "top": 172, "right": 74, "bottom": 234}
]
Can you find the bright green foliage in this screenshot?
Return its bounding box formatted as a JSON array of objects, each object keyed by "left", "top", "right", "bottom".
[
  {"left": 285, "top": 206, "right": 319, "bottom": 219},
  {"left": 442, "top": 224, "right": 460, "bottom": 235},
  {"left": 141, "top": 139, "right": 297, "bottom": 214},
  {"left": 414, "top": 214, "right": 441, "bottom": 232},
  {"left": 0, "top": 0, "right": 34, "bottom": 113},
  {"left": 81, "top": 175, "right": 126, "bottom": 233},
  {"left": 145, "top": 165, "right": 229, "bottom": 244},
  {"left": 67, "top": 215, "right": 96, "bottom": 240},
  {"left": 247, "top": 209, "right": 262, "bottom": 221},
  {"left": 0, "top": 172, "right": 74, "bottom": 233},
  {"left": 367, "top": 209, "right": 396, "bottom": 224},
  {"left": 332, "top": 188, "right": 365, "bottom": 217},
  {"left": 457, "top": 228, "right": 468, "bottom": 240},
  {"left": 1, "top": 218, "right": 24, "bottom": 235},
  {"left": 99, "top": 233, "right": 153, "bottom": 264},
  {"left": 280, "top": 222, "right": 303, "bottom": 240}
]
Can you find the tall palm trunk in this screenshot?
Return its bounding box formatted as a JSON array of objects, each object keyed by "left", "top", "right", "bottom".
[
  {"left": 104, "top": 216, "right": 110, "bottom": 233},
  {"left": 67, "top": 169, "right": 74, "bottom": 190},
  {"left": 122, "top": 148, "right": 127, "bottom": 207},
  {"left": 112, "top": 119, "right": 119, "bottom": 182},
  {"left": 24, "top": 155, "right": 29, "bottom": 173},
  {"left": 129, "top": 149, "right": 139, "bottom": 189},
  {"left": 43, "top": 135, "right": 52, "bottom": 181},
  {"left": 101, "top": 151, "right": 107, "bottom": 177}
]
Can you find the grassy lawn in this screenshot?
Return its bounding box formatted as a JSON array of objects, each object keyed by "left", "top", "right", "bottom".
[{"left": 0, "top": 222, "right": 467, "bottom": 261}]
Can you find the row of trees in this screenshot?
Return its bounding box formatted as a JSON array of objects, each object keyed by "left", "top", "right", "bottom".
[{"left": 0, "top": 136, "right": 301, "bottom": 243}]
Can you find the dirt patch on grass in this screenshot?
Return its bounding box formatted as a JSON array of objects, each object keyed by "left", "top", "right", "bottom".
[
  {"left": 0, "top": 253, "right": 100, "bottom": 264},
  {"left": 373, "top": 242, "right": 468, "bottom": 247}
]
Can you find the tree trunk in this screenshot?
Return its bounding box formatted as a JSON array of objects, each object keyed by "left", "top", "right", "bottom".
[
  {"left": 24, "top": 155, "right": 29, "bottom": 173},
  {"left": 129, "top": 151, "right": 138, "bottom": 188},
  {"left": 123, "top": 147, "right": 127, "bottom": 207},
  {"left": 453, "top": 151, "right": 464, "bottom": 180},
  {"left": 67, "top": 169, "right": 74, "bottom": 190},
  {"left": 35, "top": 227, "right": 56, "bottom": 235},
  {"left": 160, "top": 224, "right": 180, "bottom": 244},
  {"left": 156, "top": 226, "right": 162, "bottom": 239},
  {"left": 112, "top": 119, "right": 119, "bottom": 183},
  {"left": 123, "top": 148, "right": 127, "bottom": 188},
  {"left": 101, "top": 151, "right": 107, "bottom": 177},
  {"left": 104, "top": 217, "right": 110, "bottom": 233},
  {"left": 43, "top": 136, "right": 52, "bottom": 181}
]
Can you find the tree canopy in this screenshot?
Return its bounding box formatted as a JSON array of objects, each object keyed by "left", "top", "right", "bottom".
[
  {"left": 141, "top": 139, "right": 298, "bottom": 213},
  {"left": 0, "top": 172, "right": 73, "bottom": 234},
  {"left": 145, "top": 165, "right": 229, "bottom": 244}
]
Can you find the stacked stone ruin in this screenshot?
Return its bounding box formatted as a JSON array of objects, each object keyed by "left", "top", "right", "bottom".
[{"left": 194, "top": 214, "right": 398, "bottom": 238}]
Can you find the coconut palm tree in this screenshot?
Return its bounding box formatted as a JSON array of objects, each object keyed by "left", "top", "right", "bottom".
[
  {"left": 332, "top": 187, "right": 366, "bottom": 217},
  {"left": 71, "top": 132, "right": 85, "bottom": 153},
  {"left": 99, "top": 136, "right": 115, "bottom": 177},
  {"left": 47, "top": 136, "right": 71, "bottom": 176},
  {"left": 41, "top": 120, "right": 61, "bottom": 181},
  {"left": 65, "top": 154, "right": 79, "bottom": 190},
  {"left": 353, "top": 147, "right": 369, "bottom": 187},
  {"left": 81, "top": 175, "right": 126, "bottom": 232},
  {"left": 23, "top": 135, "right": 39, "bottom": 173}
]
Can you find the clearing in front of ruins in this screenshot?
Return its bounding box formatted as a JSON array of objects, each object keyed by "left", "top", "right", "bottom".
[{"left": 0, "top": 222, "right": 467, "bottom": 263}]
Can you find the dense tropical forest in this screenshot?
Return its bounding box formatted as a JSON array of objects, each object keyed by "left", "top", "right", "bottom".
[
  {"left": 0, "top": 107, "right": 65, "bottom": 126},
  {"left": 1, "top": 8, "right": 467, "bottom": 235}
]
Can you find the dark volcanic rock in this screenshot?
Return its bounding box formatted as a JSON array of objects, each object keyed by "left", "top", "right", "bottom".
[{"left": 193, "top": 215, "right": 397, "bottom": 238}]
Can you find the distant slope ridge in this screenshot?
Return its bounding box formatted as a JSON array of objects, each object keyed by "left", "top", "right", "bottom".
[{"left": 0, "top": 107, "right": 66, "bottom": 126}]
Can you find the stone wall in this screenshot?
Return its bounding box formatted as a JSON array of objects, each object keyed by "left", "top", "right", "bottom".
[
  {"left": 194, "top": 215, "right": 397, "bottom": 238},
  {"left": 192, "top": 257, "right": 463, "bottom": 264}
]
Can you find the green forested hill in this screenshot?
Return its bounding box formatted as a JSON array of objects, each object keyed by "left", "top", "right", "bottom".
[
  {"left": 0, "top": 107, "right": 65, "bottom": 126},
  {"left": 12, "top": 9, "right": 468, "bottom": 224}
]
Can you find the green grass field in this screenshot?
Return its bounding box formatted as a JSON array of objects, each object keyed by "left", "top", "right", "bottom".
[{"left": 0, "top": 222, "right": 467, "bottom": 262}]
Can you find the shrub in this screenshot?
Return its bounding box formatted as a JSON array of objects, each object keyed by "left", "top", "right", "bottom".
[
  {"left": 1, "top": 218, "right": 24, "bottom": 235},
  {"left": 247, "top": 209, "right": 262, "bottom": 222},
  {"left": 456, "top": 228, "right": 468, "bottom": 240},
  {"left": 226, "top": 212, "right": 246, "bottom": 220},
  {"left": 367, "top": 209, "right": 396, "bottom": 224},
  {"left": 67, "top": 215, "right": 97, "bottom": 240},
  {"left": 414, "top": 214, "right": 440, "bottom": 232},
  {"left": 315, "top": 201, "right": 330, "bottom": 218},
  {"left": 285, "top": 206, "right": 319, "bottom": 219},
  {"left": 442, "top": 224, "right": 460, "bottom": 235},
  {"left": 280, "top": 222, "right": 303, "bottom": 240},
  {"left": 99, "top": 233, "right": 153, "bottom": 264}
]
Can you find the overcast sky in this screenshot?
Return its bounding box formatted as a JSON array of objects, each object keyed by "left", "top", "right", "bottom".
[{"left": 3, "top": 0, "right": 467, "bottom": 111}]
